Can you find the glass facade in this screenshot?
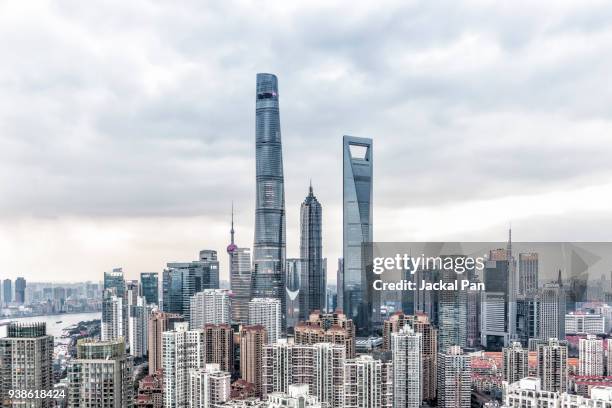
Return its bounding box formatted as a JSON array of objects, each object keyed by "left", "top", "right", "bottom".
[
  {"left": 162, "top": 252, "right": 219, "bottom": 321},
  {"left": 342, "top": 136, "right": 374, "bottom": 334},
  {"left": 252, "top": 73, "right": 286, "bottom": 329},
  {"left": 140, "top": 272, "right": 159, "bottom": 305}
]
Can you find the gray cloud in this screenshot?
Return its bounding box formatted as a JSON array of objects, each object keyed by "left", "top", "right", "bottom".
[{"left": 2, "top": 1, "right": 612, "bottom": 280}]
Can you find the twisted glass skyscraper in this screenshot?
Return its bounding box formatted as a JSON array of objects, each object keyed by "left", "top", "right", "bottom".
[{"left": 252, "top": 73, "right": 286, "bottom": 327}]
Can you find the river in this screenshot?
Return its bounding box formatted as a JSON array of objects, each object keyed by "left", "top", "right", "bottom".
[{"left": 0, "top": 311, "right": 101, "bottom": 339}]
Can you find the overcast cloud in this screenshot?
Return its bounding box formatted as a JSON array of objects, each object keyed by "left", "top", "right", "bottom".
[{"left": 2, "top": 0, "right": 612, "bottom": 282}]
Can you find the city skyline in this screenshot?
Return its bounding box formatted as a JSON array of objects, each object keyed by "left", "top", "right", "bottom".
[{"left": 3, "top": 3, "right": 612, "bottom": 282}]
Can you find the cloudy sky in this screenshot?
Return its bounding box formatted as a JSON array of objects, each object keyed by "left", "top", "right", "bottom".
[{"left": 2, "top": 0, "right": 612, "bottom": 283}]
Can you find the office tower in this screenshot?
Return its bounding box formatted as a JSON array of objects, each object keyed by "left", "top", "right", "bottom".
[
  {"left": 437, "top": 346, "right": 471, "bottom": 408},
  {"left": 162, "top": 250, "right": 220, "bottom": 321},
  {"left": 68, "top": 338, "right": 134, "bottom": 408},
  {"left": 519, "top": 252, "right": 539, "bottom": 295},
  {"left": 190, "top": 289, "right": 231, "bottom": 329},
  {"left": 579, "top": 335, "right": 604, "bottom": 376},
  {"left": 481, "top": 248, "right": 510, "bottom": 350},
  {"left": 466, "top": 287, "right": 481, "bottom": 348},
  {"left": 438, "top": 260, "right": 467, "bottom": 352},
  {"left": 344, "top": 355, "right": 392, "bottom": 408},
  {"left": 129, "top": 296, "right": 149, "bottom": 358},
  {"left": 135, "top": 370, "right": 163, "bottom": 408},
  {"left": 300, "top": 183, "right": 325, "bottom": 317},
  {"left": 503, "top": 342, "right": 529, "bottom": 384},
  {"left": 202, "top": 324, "right": 234, "bottom": 373},
  {"left": 294, "top": 310, "right": 356, "bottom": 358},
  {"left": 391, "top": 326, "right": 422, "bottom": 408},
  {"left": 140, "top": 272, "right": 159, "bottom": 305},
  {"left": 14, "top": 276, "right": 26, "bottom": 304},
  {"left": 227, "top": 207, "right": 252, "bottom": 325},
  {"left": 148, "top": 311, "right": 183, "bottom": 375},
  {"left": 537, "top": 338, "right": 568, "bottom": 393},
  {"left": 565, "top": 312, "right": 605, "bottom": 334},
  {"left": 252, "top": 72, "right": 287, "bottom": 332},
  {"left": 240, "top": 325, "right": 267, "bottom": 397},
  {"left": 262, "top": 341, "right": 345, "bottom": 408},
  {"left": 539, "top": 282, "right": 566, "bottom": 341},
  {"left": 286, "top": 258, "right": 306, "bottom": 328},
  {"left": 516, "top": 295, "right": 539, "bottom": 347},
  {"left": 2, "top": 278, "right": 11, "bottom": 304},
  {"left": 189, "top": 364, "right": 231, "bottom": 408},
  {"left": 102, "top": 288, "right": 126, "bottom": 342},
  {"left": 162, "top": 322, "right": 205, "bottom": 408},
  {"left": 249, "top": 298, "right": 281, "bottom": 344},
  {"left": 126, "top": 280, "right": 140, "bottom": 305},
  {"left": 267, "top": 385, "right": 322, "bottom": 408},
  {"left": 104, "top": 268, "right": 126, "bottom": 298},
  {"left": 0, "top": 323, "right": 53, "bottom": 408},
  {"left": 342, "top": 135, "right": 374, "bottom": 334}
]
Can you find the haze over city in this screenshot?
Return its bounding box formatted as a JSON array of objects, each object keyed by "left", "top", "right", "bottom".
[{"left": 3, "top": 1, "right": 612, "bottom": 282}]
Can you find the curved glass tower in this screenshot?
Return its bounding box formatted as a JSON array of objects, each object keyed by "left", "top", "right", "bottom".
[{"left": 252, "top": 73, "right": 286, "bottom": 328}]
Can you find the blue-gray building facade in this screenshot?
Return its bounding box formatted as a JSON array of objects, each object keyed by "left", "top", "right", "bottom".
[
  {"left": 252, "top": 73, "right": 287, "bottom": 329},
  {"left": 342, "top": 135, "right": 375, "bottom": 334}
]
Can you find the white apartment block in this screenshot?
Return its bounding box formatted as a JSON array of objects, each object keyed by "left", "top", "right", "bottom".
[
  {"left": 579, "top": 335, "right": 604, "bottom": 376},
  {"left": 249, "top": 298, "right": 281, "bottom": 344},
  {"left": 162, "top": 322, "right": 205, "bottom": 408},
  {"left": 503, "top": 377, "right": 612, "bottom": 407},
  {"left": 189, "top": 364, "right": 231, "bottom": 408},
  {"left": 391, "top": 326, "right": 422, "bottom": 408},
  {"left": 190, "top": 289, "right": 232, "bottom": 329},
  {"left": 344, "top": 355, "right": 392, "bottom": 408}
]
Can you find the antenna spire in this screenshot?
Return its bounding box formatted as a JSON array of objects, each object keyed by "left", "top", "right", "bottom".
[{"left": 230, "top": 201, "right": 235, "bottom": 245}]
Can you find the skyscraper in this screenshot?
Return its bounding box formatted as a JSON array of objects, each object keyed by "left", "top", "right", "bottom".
[
  {"left": 294, "top": 310, "right": 356, "bottom": 358},
  {"left": 147, "top": 311, "right": 183, "bottom": 375},
  {"left": 519, "top": 252, "right": 539, "bottom": 295},
  {"left": 579, "top": 335, "right": 604, "bottom": 376},
  {"left": 162, "top": 322, "right": 205, "bottom": 408},
  {"left": 391, "top": 326, "right": 422, "bottom": 408},
  {"left": 0, "top": 323, "right": 53, "bottom": 408},
  {"left": 252, "top": 73, "right": 286, "bottom": 331},
  {"left": 437, "top": 346, "right": 471, "bottom": 408},
  {"left": 300, "top": 183, "right": 325, "bottom": 318},
  {"left": 140, "top": 272, "right": 159, "bottom": 305},
  {"left": 68, "top": 338, "right": 134, "bottom": 408},
  {"left": 249, "top": 298, "right": 281, "bottom": 344},
  {"left": 342, "top": 135, "right": 374, "bottom": 334},
  {"left": 2, "top": 278, "right": 11, "bottom": 305},
  {"left": 14, "top": 277, "right": 26, "bottom": 304},
  {"left": 104, "top": 268, "right": 126, "bottom": 299},
  {"left": 539, "top": 281, "right": 566, "bottom": 341},
  {"left": 227, "top": 206, "right": 252, "bottom": 325},
  {"left": 240, "top": 325, "right": 267, "bottom": 397},
  {"left": 188, "top": 364, "right": 231, "bottom": 408},
  {"left": 503, "top": 341, "right": 529, "bottom": 384},
  {"left": 102, "top": 288, "right": 126, "bottom": 342},
  {"left": 262, "top": 341, "right": 345, "bottom": 408},
  {"left": 202, "top": 324, "right": 234, "bottom": 373},
  {"left": 537, "top": 338, "right": 568, "bottom": 393},
  {"left": 344, "top": 355, "right": 392, "bottom": 408},
  {"left": 128, "top": 296, "right": 149, "bottom": 358},
  {"left": 162, "top": 250, "right": 220, "bottom": 321},
  {"left": 190, "top": 289, "right": 231, "bottom": 329}
]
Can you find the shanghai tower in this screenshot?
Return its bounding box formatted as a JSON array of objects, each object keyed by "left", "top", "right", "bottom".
[{"left": 252, "top": 73, "right": 286, "bottom": 328}]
